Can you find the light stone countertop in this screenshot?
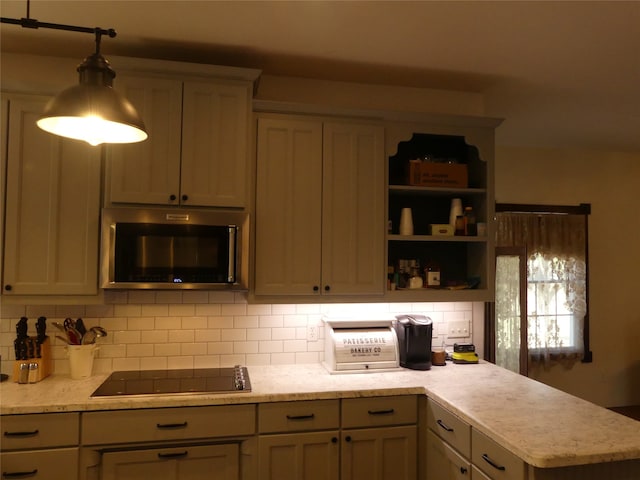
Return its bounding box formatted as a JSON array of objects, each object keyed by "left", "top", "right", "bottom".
[{"left": 1, "top": 361, "right": 639, "bottom": 470}]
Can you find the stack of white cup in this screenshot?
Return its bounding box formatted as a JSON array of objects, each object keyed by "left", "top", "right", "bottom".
[{"left": 399, "top": 208, "right": 414, "bottom": 235}]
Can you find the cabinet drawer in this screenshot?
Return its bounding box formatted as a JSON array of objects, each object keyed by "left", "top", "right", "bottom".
[
  {"left": 1, "top": 413, "right": 79, "bottom": 450},
  {"left": 427, "top": 398, "right": 471, "bottom": 458},
  {"left": 82, "top": 404, "right": 255, "bottom": 445},
  {"left": 341, "top": 395, "right": 417, "bottom": 428},
  {"left": 259, "top": 400, "right": 339, "bottom": 433},
  {"left": 0, "top": 447, "right": 78, "bottom": 480},
  {"left": 472, "top": 429, "right": 526, "bottom": 480}
]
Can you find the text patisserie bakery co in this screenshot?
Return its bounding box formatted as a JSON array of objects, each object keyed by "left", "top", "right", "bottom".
[{"left": 343, "top": 336, "right": 388, "bottom": 355}]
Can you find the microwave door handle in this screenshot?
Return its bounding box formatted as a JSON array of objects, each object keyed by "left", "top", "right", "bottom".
[{"left": 228, "top": 226, "right": 236, "bottom": 283}]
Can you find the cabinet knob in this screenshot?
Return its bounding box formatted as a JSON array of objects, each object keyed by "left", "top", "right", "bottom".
[
  {"left": 460, "top": 466, "right": 468, "bottom": 475},
  {"left": 4, "top": 285, "right": 12, "bottom": 291},
  {"left": 331, "top": 437, "right": 338, "bottom": 443},
  {"left": 169, "top": 194, "right": 177, "bottom": 201},
  {"left": 181, "top": 194, "right": 189, "bottom": 202},
  {"left": 345, "top": 435, "right": 352, "bottom": 442},
  {"left": 324, "top": 285, "right": 330, "bottom": 292},
  {"left": 313, "top": 285, "right": 319, "bottom": 292}
]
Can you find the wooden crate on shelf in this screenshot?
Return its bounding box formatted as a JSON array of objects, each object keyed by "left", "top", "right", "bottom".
[{"left": 407, "top": 159, "right": 468, "bottom": 188}]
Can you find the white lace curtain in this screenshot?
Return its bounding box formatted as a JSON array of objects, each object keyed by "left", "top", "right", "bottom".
[{"left": 496, "top": 212, "right": 587, "bottom": 367}]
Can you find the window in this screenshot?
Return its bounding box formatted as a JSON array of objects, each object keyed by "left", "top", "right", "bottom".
[{"left": 492, "top": 204, "right": 592, "bottom": 371}]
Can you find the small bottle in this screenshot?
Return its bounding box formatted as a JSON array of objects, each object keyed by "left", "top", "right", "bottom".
[
  {"left": 425, "top": 260, "right": 441, "bottom": 288},
  {"left": 455, "top": 215, "right": 465, "bottom": 236},
  {"left": 464, "top": 207, "right": 477, "bottom": 236}
]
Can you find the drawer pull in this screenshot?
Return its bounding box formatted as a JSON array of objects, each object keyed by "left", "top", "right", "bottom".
[
  {"left": 156, "top": 422, "right": 188, "bottom": 429},
  {"left": 157, "top": 451, "right": 188, "bottom": 459},
  {"left": 286, "top": 414, "right": 315, "bottom": 420},
  {"left": 481, "top": 453, "right": 506, "bottom": 471},
  {"left": 3, "top": 430, "right": 39, "bottom": 438},
  {"left": 367, "top": 408, "right": 395, "bottom": 415},
  {"left": 436, "top": 419, "right": 454, "bottom": 432},
  {"left": 2, "top": 469, "right": 38, "bottom": 479},
  {"left": 460, "top": 466, "right": 468, "bottom": 475}
]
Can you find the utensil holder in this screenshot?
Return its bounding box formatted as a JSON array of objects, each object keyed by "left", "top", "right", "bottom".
[{"left": 66, "top": 344, "right": 99, "bottom": 380}]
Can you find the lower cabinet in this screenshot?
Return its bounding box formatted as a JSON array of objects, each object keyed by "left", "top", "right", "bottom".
[
  {"left": 101, "top": 443, "right": 239, "bottom": 480},
  {"left": 0, "top": 412, "right": 80, "bottom": 480},
  {"left": 258, "top": 431, "right": 340, "bottom": 480},
  {"left": 427, "top": 430, "right": 471, "bottom": 479},
  {"left": 257, "top": 396, "right": 418, "bottom": 480},
  {"left": 341, "top": 425, "right": 417, "bottom": 480}
]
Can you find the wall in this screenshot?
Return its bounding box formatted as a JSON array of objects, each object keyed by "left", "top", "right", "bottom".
[
  {"left": 0, "top": 293, "right": 477, "bottom": 376},
  {"left": 495, "top": 145, "right": 640, "bottom": 407}
]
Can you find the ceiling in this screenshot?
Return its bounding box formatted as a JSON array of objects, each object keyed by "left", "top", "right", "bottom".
[{"left": 2, "top": 0, "right": 639, "bottom": 152}]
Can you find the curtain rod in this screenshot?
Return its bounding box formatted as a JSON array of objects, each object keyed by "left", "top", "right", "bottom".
[{"left": 495, "top": 203, "right": 591, "bottom": 215}]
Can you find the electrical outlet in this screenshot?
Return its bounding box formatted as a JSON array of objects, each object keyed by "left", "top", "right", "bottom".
[
  {"left": 307, "top": 325, "right": 318, "bottom": 342},
  {"left": 447, "top": 320, "right": 470, "bottom": 339}
]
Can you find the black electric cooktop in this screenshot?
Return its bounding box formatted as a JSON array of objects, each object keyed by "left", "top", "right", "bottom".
[{"left": 91, "top": 366, "right": 251, "bottom": 397}]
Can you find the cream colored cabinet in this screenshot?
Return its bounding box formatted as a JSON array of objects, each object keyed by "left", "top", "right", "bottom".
[
  {"left": 101, "top": 444, "right": 239, "bottom": 480},
  {"left": 341, "top": 396, "right": 418, "bottom": 480},
  {"left": 254, "top": 114, "right": 385, "bottom": 297},
  {"left": 107, "top": 75, "right": 252, "bottom": 208},
  {"left": 2, "top": 95, "right": 101, "bottom": 295},
  {"left": 385, "top": 118, "right": 501, "bottom": 302},
  {"left": 258, "top": 400, "right": 340, "bottom": 480},
  {"left": 427, "top": 430, "right": 471, "bottom": 480},
  {"left": 0, "top": 412, "right": 80, "bottom": 480}
]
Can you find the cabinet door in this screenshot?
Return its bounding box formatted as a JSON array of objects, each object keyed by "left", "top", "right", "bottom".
[
  {"left": 102, "top": 443, "right": 239, "bottom": 480},
  {"left": 341, "top": 425, "right": 417, "bottom": 480},
  {"left": 181, "top": 81, "right": 251, "bottom": 207},
  {"left": 107, "top": 75, "right": 183, "bottom": 205},
  {"left": 322, "top": 123, "right": 385, "bottom": 295},
  {"left": 3, "top": 96, "right": 101, "bottom": 295},
  {"left": 255, "top": 117, "right": 323, "bottom": 295},
  {"left": 258, "top": 431, "right": 340, "bottom": 480},
  {"left": 426, "top": 430, "right": 471, "bottom": 480}
]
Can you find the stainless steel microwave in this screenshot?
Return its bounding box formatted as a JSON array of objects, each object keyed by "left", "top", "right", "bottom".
[{"left": 100, "top": 207, "right": 248, "bottom": 290}]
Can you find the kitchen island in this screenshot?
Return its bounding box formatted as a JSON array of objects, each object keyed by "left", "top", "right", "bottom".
[{"left": 1, "top": 361, "right": 639, "bottom": 479}]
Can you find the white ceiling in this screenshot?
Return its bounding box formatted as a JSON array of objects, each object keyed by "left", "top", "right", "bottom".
[{"left": 2, "top": 0, "right": 639, "bottom": 152}]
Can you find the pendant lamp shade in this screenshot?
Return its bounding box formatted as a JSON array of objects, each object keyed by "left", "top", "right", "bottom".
[{"left": 36, "top": 52, "right": 148, "bottom": 146}]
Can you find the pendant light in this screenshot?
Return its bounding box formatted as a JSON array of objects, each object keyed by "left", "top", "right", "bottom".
[{"left": 1, "top": 3, "right": 147, "bottom": 146}]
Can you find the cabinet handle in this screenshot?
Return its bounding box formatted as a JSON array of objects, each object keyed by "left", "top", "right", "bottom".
[
  {"left": 367, "top": 409, "right": 395, "bottom": 416},
  {"left": 169, "top": 194, "right": 177, "bottom": 201},
  {"left": 2, "top": 470, "right": 38, "bottom": 479},
  {"left": 460, "top": 466, "right": 468, "bottom": 475},
  {"left": 436, "top": 419, "right": 454, "bottom": 432},
  {"left": 156, "top": 422, "right": 188, "bottom": 429},
  {"left": 4, "top": 285, "right": 12, "bottom": 291},
  {"left": 324, "top": 285, "right": 330, "bottom": 291},
  {"left": 3, "top": 430, "right": 39, "bottom": 438},
  {"left": 481, "top": 453, "right": 506, "bottom": 471},
  {"left": 345, "top": 435, "right": 352, "bottom": 442},
  {"left": 157, "top": 451, "right": 188, "bottom": 459},
  {"left": 331, "top": 437, "right": 338, "bottom": 443},
  {"left": 313, "top": 286, "right": 319, "bottom": 292},
  {"left": 286, "top": 414, "right": 315, "bottom": 420},
  {"left": 181, "top": 194, "right": 189, "bottom": 202}
]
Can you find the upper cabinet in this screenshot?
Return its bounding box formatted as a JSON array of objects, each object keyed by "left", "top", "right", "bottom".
[
  {"left": 2, "top": 95, "right": 101, "bottom": 295},
  {"left": 254, "top": 114, "right": 385, "bottom": 298},
  {"left": 105, "top": 59, "right": 260, "bottom": 209},
  {"left": 384, "top": 118, "right": 502, "bottom": 302}
]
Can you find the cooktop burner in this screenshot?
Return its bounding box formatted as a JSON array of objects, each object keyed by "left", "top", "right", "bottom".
[{"left": 91, "top": 366, "right": 251, "bottom": 397}]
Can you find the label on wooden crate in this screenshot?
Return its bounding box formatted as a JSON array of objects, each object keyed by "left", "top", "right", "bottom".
[{"left": 408, "top": 160, "right": 468, "bottom": 188}]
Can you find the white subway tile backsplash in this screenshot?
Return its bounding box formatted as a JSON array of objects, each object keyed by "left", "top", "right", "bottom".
[{"left": 0, "top": 294, "right": 477, "bottom": 377}]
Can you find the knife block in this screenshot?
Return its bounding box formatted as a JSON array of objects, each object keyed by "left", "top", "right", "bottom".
[{"left": 12, "top": 337, "right": 52, "bottom": 383}]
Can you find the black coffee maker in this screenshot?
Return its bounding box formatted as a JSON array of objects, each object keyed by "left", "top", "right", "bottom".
[{"left": 394, "top": 314, "right": 433, "bottom": 370}]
